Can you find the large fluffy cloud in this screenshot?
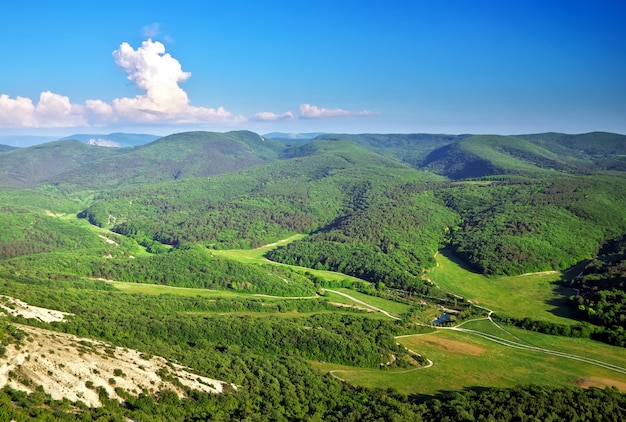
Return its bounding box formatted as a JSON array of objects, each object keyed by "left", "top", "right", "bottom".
[
  {"left": 0, "top": 92, "right": 86, "bottom": 128},
  {"left": 0, "top": 39, "right": 242, "bottom": 128},
  {"left": 108, "top": 39, "right": 242, "bottom": 124}
]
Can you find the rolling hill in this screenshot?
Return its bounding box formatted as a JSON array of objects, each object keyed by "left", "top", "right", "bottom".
[
  {"left": 0, "top": 130, "right": 284, "bottom": 189},
  {"left": 59, "top": 132, "right": 161, "bottom": 148},
  {"left": 1, "top": 129, "right": 626, "bottom": 419},
  {"left": 422, "top": 132, "right": 626, "bottom": 179}
]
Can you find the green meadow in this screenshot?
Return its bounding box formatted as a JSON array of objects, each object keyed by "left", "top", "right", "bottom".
[
  {"left": 316, "top": 326, "right": 626, "bottom": 396},
  {"left": 429, "top": 249, "right": 579, "bottom": 324}
]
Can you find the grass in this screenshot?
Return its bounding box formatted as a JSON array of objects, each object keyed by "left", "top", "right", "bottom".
[
  {"left": 108, "top": 282, "right": 396, "bottom": 320},
  {"left": 331, "top": 288, "right": 410, "bottom": 316},
  {"left": 315, "top": 326, "right": 626, "bottom": 396},
  {"left": 210, "top": 234, "right": 306, "bottom": 262},
  {"left": 185, "top": 310, "right": 391, "bottom": 320},
  {"left": 109, "top": 282, "right": 244, "bottom": 298},
  {"left": 211, "top": 239, "right": 363, "bottom": 285},
  {"left": 210, "top": 236, "right": 408, "bottom": 319},
  {"left": 429, "top": 249, "right": 579, "bottom": 324}
]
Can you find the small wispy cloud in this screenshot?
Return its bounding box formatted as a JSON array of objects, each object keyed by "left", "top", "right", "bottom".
[
  {"left": 142, "top": 23, "right": 161, "bottom": 38},
  {"left": 299, "top": 103, "right": 379, "bottom": 119},
  {"left": 251, "top": 111, "right": 295, "bottom": 121}
]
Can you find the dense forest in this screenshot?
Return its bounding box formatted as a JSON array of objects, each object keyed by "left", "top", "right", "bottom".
[
  {"left": 1, "top": 130, "right": 626, "bottom": 419},
  {"left": 564, "top": 235, "right": 626, "bottom": 346}
]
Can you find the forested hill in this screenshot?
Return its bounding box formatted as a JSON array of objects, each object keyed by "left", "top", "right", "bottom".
[
  {"left": 1, "top": 128, "right": 626, "bottom": 418},
  {"left": 421, "top": 132, "right": 626, "bottom": 179},
  {"left": 1, "top": 129, "right": 625, "bottom": 279},
  {"left": 0, "top": 130, "right": 284, "bottom": 188},
  {"left": 0, "top": 130, "right": 624, "bottom": 188},
  {"left": 309, "top": 133, "right": 469, "bottom": 168}
]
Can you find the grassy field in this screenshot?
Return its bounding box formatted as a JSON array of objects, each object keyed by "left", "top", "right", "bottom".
[
  {"left": 210, "top": 234, "right": 306, "bottom": 263},
  {"left": 428, "top": 249, "right": 579, "bottom": 324},
  {"left": 109, "top": 281, "right": 248, "bottom": 298},
  {"left": 315, "top": 325, "right": 626, "bottom": 396},
  {"left": 108, "top": 281, "right": 398, "bottom": 320},
  {"left": 331, "top": 288, "right": 410, "bottom": 317},
  {"left": 210, "top": 234, "right": 364, "bottom": 285},
  {"left": 112, "top": 239, "right": 626, "bottom": 398}
]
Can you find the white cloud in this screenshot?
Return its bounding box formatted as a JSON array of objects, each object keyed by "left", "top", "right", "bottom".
[
  {"left": 109, "top": 39, "right": 244, "bottom": 124},
  {"left": 299, "top": 103, "right": 379, "bottom": 119},
  {"left": 251, "top": 111, "right": 295, "bottom": 121},
  {"left": 0, "top": 39, "right": 243, "bottom": 129},
  {"left": 0, "top": 39, "right": 379, "bottom": 130},
  {"left": 0, "top": 92, "right": 85, "bottom": 128}
]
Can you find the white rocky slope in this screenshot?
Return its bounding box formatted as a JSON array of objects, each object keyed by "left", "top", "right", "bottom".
[{"left": 0, "top": 296, "right": 235, "bottom": 408}]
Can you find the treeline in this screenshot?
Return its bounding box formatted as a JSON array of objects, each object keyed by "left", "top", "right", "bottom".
[
  {"left": 0, "top": 275, "right": 403, "bottom": 370},
  {"left": 564, "top": 235, "right": 626, "bottom": 347},
  {"left": 492, "top": 314, "right": 625, "bottom": 347},
  {"left": 417, "top": 384, "right": 626, "bottom": 421},
  {"left": 3, "top": 247, "right": 318, "bottom": 297},
  {"left": 1, "top": 375, "right": 624, "bottom": 420},
  {"left": 0, "top": 275, "right": 426, "bottom": 421},
  {"left": 439, "top": 177, "right": 626, "bottom": 275}
]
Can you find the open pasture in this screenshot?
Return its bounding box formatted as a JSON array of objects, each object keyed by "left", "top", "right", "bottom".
[
  {"left": 429, "top": 250, "right": 579, "bottom": 324},
  {"left": 317, "top": 326, "right": 626, "bottom": 396}
]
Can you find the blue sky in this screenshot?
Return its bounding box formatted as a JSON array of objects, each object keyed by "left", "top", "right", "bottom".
[{"left": 1, "top": 0, "right": 625, "bottom": 136}]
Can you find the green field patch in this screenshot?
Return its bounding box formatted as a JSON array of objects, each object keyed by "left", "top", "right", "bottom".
[
  {"left": 320, "top": 327, "right": 626, "bottom": 396},
  {"left": 109, "top": 281, "right": 243, "bottom": 298},
  {"left": 210, "top": 234, "right": 306, "bottom": 263},
  {"left": 429, "top": 249, "right": 578, "bottom": 324},
  {"left": 330, "top": 288, "right": 410, "bottom": 317},
  {"left": 210, "top": 234, "right": 364, "bottom": 284}
]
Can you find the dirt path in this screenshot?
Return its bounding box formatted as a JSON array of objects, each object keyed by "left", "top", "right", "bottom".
[
  {"left": 398, "top": 313, "right": 626, "bottom": 377},
  {"left": 445, "top": 325, "right": 626, "bottom": 375},
  {"left": 253, "top": 294, "right": 320, "bottom": 299},
  {"left": 323, "top": 289, "right": 401, "bottom": 320}
]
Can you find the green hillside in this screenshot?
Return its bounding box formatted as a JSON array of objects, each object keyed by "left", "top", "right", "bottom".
[
  {"left": 0, "top": 140, "right": 120, "bottom": 188},
  {"left": 423, "top": 134, "right": 585, "bottom": 179},
  {"left": 518, "top": 132, "right": 626, "bottom": 171},
  {"left": 0, "top": 131, "right": 284, "bottom": 189},
  {"left": 1, "top": 129, "right": 626, "bottom": 419},
  {"left": 311, "top": 133, "right": 467, "bottom": 167}
]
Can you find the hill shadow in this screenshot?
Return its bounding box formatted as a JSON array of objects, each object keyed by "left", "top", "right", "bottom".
[
  {"left": 544, "top": 261, "right": 588, "bottom": 322},
  {"left": 544, "top": 284, "right": 580, "bottom": 321},
  {"left": 438, "top": 248, "right": 484, "bottom": 275},
  {"left": 408, "top": 386, "right": 493, "bottom": 405}
]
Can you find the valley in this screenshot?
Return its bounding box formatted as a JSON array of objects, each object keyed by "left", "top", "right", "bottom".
[{"left": 0, "top": 130, "right": 625, "bottom": 419}]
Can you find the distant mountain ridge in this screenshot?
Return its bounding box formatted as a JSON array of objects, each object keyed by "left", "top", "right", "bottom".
[
  {"left": 421, "top": 132, "right": 626, "bottom": 179},
  {"left": 1, "top": 130, "right": 624, "bottom": 189},
  {"left": 264, "top": 132, "right": 325, "bottom": 142},
  {"left": 0, "top": 130, "right": 284, "bottom": 188},
  {"left": 59, "top": 133, "right": 161, "bottom": 148}
]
